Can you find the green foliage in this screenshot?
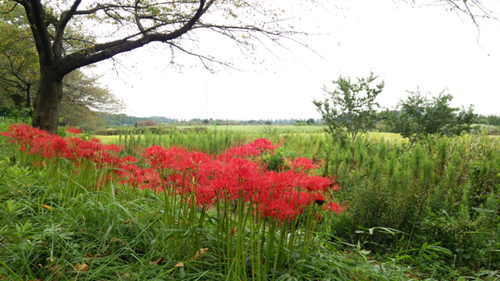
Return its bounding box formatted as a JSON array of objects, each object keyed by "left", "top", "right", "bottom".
[
  {"left": 0, "top": 3, "right": 38, "bottom": 110},
  {"left": 0, "top": 105, "right": 33, "bottom": 122},
  {"left": 59, "top": 70, "right": 125, "bottom": 130},
  {"left": 2, "top": 119, "right": 500, "bottom": 279},
  {"left": 383, "top": 89, "right": 477, "bottom": 143},
  {"left": 476, "top": 114, "right": 500, "bottom": 126},
  {"left": 314, "top": 72, "right": 384, "bottom": 148},
  {"left": 0, "top": 2, "right": 124, "bottom": 132},
  {"left": 0, "top": 121, "right": 417, "bottom": 281},
  {"left": 326, "top": 134, "right": 500, "bottom": 273},
  {"left": 95, "top": 127, "right": 500, "bottom": 275},
  {"left": 263, "top": 147, "right": 290, "bottom": 172}
]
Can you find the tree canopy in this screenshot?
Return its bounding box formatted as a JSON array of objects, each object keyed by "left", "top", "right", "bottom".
[
  {"left": 314, "top": 72, "right": 385, "bottom": 148},
  {"left": 0, "top": 2, "right": 124, "bottom": 128},
  {"left": 2, "top": 0, "right": 498, "bottom": 133},
  {"left": 314, "top": 73, "right": 384, "bottom": 168},
  {"left": 59, "top": 70, "right": 125, "bottom": 130},
  {"left": 0, "top": 4, "right": 38, "bottom": 110},
  {"left": 383, "top": 89, "right": 477, "bottom": 143},
  {"left": 2, "top": 0, "right": 312, "bottom": 133}
]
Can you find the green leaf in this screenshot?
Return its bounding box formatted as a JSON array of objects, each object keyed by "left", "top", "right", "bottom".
[{"left": 472, "top": 207, "right": 494, "bottom": 213}]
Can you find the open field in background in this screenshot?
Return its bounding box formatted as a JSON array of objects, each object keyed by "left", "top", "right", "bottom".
[
  {"left": 95, "top": 127, "right": 409, "bottom": 162},
  {"left": 96, "top": 124, "right": 499, "bottom": 145},
  {"left": 97, "top": 129, "right": 498, "bottom": 146},
  {"left": 95, "top": 124, "right": 326, "bottom": 136},
  {"left": 209, "top": 125, "right": 326, "bottom": 133},
  {"left": 96, "top": 129, "right": 395, "bottom": 142},
  {"left": 96, "top": 126, "right": 405, "bottom": 145}
]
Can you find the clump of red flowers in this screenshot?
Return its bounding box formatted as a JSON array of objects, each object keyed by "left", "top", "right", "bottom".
[
  {"left": 66, "top": 127, "right": 82, "bottom": 134},
  {"left": 1, "top": 124, "right": 345, "bottom": 221}
]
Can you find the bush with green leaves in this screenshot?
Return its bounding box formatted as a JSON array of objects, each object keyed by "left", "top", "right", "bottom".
[
  {"left": 325, "top": 133, "right": 500, "bottom": 273},
  {"left": 314, "top": 72, "right": 384, "bottom": 148},
  {"left": 383, "top": 88, "right": 477, "bottom": 143}
]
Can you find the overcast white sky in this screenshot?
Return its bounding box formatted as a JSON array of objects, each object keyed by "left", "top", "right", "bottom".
[{"left": 95, "top": 0, "right": 500, "bottom": 120}]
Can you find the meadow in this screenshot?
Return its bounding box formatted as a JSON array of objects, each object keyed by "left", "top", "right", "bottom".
[{"left": 1, "top": 121, "right": 499, "bottom": 280}]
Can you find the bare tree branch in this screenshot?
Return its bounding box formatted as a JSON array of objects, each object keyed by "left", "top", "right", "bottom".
[{"left": 60, "top": 0, "right": 207, "bottom": 75}]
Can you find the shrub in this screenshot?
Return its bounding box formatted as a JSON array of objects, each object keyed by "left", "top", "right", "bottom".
[
  {"left": 383, "top": 89, "right": 477, "bottom": 143},
  {"left": 326, "top": 134, "right": 500, "bottom": 271}
]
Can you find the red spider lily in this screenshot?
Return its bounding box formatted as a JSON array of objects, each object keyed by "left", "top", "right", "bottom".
[
  {"left": 123, "top": 156, "right": 137, "bottom": 163},
  {"left": 225, "top": 144, "right": 260, "bottom": 158},
  {"left": 291, "top": 157, "right": 318, "bottom": 172},
  {"left": 324, "top": 202, "right": 342, "bottom": 215},
  {"left": 195, "top": 185, "right": 216, "bottom": 209},
  {"left": 66, "top": 127, "right": 82, "bottom": 134},
  {"left": 224, "top": 138, "right": 277, "bottom": 159},
  {"left": 1, "top": 124, "right": 345, "bottom": 222},
  {"left": 251, "top": 138, "right": 277, "bottom": 153},
  {"left": 144, "top": 145, "right": 186, "bottom": 171},
  {"left": 30, "top": 134, "right": 69, "bottom": 159},
  {"left": 1, "top": 124, "right": 47, "bottom": 151},
  {"left": 312, "top": 193, "right": 325, "bottom": 205},
  {"left": 299, "top": 175, "right": 336, "bottom": 192}
]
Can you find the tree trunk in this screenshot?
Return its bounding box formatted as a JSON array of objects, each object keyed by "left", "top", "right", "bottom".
[
  {"left": 12, "top": 94, "right": 25, "bottom": 110},
  {"left": 26, "top": 84, "right": 32, "bottom": 109},
  {"left": 32, "top": 67, "right": 64, "bottom": 134}
]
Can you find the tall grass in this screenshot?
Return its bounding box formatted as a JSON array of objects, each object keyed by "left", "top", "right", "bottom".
[
  {"left": 100, "top": 126, "right": 331, "bottom": 161},
  {"left": 326, "top": 133, "right": 500, "bottom": 275},
  {"left": 2, "top": 121, "right": 499, "bottom": 279},
  {"left": 100, "top": 125, "right": 500, "bottom": 274},
  {"left": 0, "top": 122, "right": 418, "bottom": 280}
]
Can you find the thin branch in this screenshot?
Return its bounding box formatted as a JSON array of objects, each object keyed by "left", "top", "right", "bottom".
[
  {"left": 0, "top": 2, "right": 19, "bottom": 14},
  {"left": 60, "top": 0, "right": 207, "bottom": 75},
  {"left": 168, "top": 42, "right": 239, "bottom": 71}
]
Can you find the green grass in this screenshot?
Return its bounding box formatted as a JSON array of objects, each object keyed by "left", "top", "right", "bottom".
[
  {"left": 96, "top": 128, "right": 401, "bottom": 145},
  {"left": 96, "top": 125, "right": 325, "bottom": 143},
  {"left": 212, "top": 125, "right": 326, "bottom": 133},
  {"left": 0, "top": 131, "right": 416, "bottom": 280},
  {"left": 1, "top": 121, "right": 499, "bottom": 280}
]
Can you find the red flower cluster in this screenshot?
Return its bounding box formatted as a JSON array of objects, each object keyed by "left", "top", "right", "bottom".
[
  {"left": 1, "top": 124, "right": 123, "bottom": 167},
  {"left": 1, "top": 125, "right": 343, "bottom": 221},
  {"left": 66, "top": 127, "right": 82, "bottom": 134},
  {"left": 226, "top": 138, "right": 276, "bottom": 158},
  {"left": 291, "top": 157, "right": 318, "bottom": 172}
]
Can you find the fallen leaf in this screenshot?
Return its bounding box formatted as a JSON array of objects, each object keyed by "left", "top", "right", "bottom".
[
  {"left": 174, "top": 262, "right": 184, "bottom": 268},
  {"left": 193, "top": 248, "right": 209, "bottom": 260},
  {"left": 48, "top": 264, "right": 64, "bottom": 277},
  {"left": 41, "top": 204, "right": 53, "bottom": 211},
  {"left": 74, "top": 263, "right": 89, "bottom": 272},
  {"left": 86, "top": 254, "right": 101, "bottom": 258},
  {"left": 148, "top": 258, "right": 164, "bottom": 265}
]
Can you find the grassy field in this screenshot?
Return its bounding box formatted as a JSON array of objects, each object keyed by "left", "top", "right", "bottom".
[
  {"left": 1, "top": 121, "right": 499, "bottom": 280},
  {"left": 207, "top": 125, "right": 326, "bottom": 133},
  {"left": 96, "top": 126, "right": 403, "bottom": 144},
  {"left": 96, "top": 124, "right": 499, "bottom": 145}
]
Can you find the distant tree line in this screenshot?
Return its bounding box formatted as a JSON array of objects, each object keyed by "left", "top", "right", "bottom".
[
  {"left": 101, "top": 114, "right": 322, "bottom": 127},
  {"left": 101, "top": 114, "right": 179, "bottom": 126},
  {"left": 475, "top": 114, "right": 500, "bottom": 126}
]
